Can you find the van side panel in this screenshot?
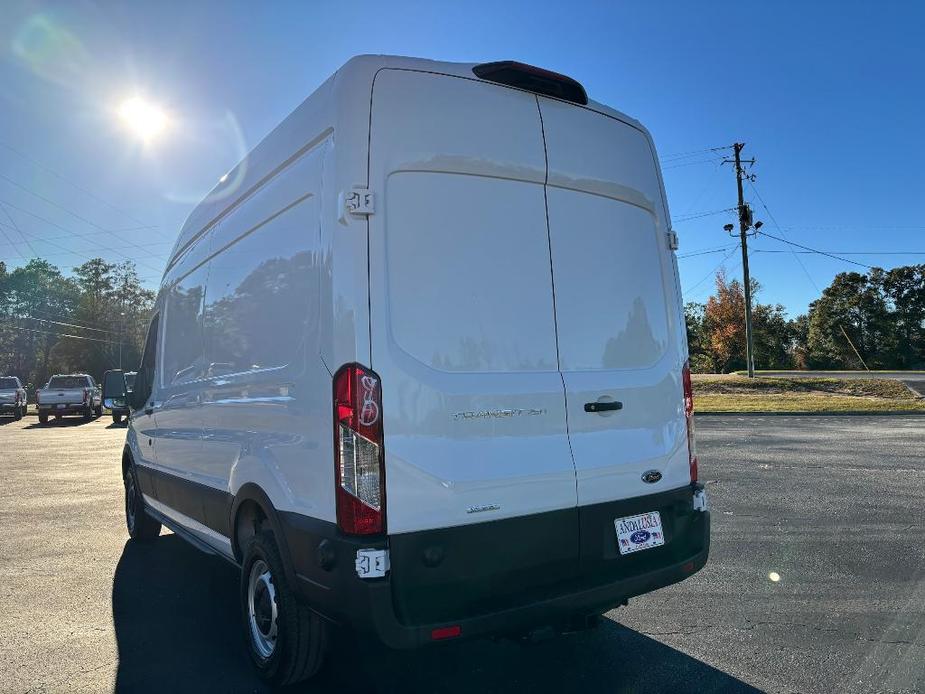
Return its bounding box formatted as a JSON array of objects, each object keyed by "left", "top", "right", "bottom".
[
  {"left": 193, "top": 140, "right": 334, "bottom": 526},
  {"left": 151, "top": 230, "right": 212, "bottom": 520}
]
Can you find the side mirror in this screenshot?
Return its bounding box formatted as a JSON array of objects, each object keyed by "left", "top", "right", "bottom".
[
  {"left": 102, "top": 369, "right": 127, "bottom": 410},
  {"left": 128, "top": 369, "right": 148, "bottom": 411}
]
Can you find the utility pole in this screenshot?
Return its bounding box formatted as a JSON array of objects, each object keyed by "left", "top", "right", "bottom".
[
  {"left": 723, "top": 143, "right": 761, "bottom": 378},
  {"left": 118, "top": 311, "right": 125, "bottom": 370}
]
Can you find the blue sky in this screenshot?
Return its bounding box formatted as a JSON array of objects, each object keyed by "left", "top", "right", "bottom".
[{"left": 1, "top": 1, "right": 923, "bottom": 315}]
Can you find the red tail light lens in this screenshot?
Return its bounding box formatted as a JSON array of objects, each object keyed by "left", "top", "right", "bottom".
[
  {"left": 431, "top": 625, "right": 462, "bottom": 640},
  {"left": 682, "top": 361, "right": 698, "bottom": 483},
  {"left": 333, "top": 363, "right": 385, "bottom": 535}
]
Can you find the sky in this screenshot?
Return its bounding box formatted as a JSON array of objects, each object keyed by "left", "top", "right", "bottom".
[{"left": 1, "top": 0, "right": 924, "bottom": 316}]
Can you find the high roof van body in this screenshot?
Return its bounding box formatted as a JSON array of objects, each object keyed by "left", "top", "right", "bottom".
[{"left": 122, "top": 55, "right": 710, "bottom": 685}]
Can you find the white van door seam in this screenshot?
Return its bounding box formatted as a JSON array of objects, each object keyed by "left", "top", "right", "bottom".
[{"left": 536, "top": 95, "right": 579, "bottom": 502}]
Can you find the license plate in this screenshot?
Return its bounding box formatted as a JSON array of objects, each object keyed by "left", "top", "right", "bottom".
[
  {"left": 57, "top": 404, "right": 67, "bottom": 409},
  {"left": 614, "top": 511, "right": 665, "bottom": 555}
]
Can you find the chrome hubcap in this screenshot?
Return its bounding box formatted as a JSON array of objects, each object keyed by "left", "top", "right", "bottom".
[{"left": 247, "top": 559, "right": 278, "bottom": 659}]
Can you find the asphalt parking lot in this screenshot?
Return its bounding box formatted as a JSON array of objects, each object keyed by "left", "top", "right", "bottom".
[{"left": 1, "top": 414, "right": 923, "bottom": 693}]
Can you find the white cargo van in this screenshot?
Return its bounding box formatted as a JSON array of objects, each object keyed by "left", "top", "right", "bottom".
[{"left": 121, "top": 55, "right": 709, "bottom": 685}]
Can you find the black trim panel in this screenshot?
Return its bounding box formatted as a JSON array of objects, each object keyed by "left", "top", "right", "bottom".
[
  {"left": 278, "top": 485, "right": 710, "bottom": 649},
  {"left": 136, "top": 464, "right": 233, "bottom": 538}
]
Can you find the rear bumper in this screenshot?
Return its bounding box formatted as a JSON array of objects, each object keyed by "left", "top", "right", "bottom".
[
  {"left": 38, "top": 404, "right": 89, "bottom": 415},
  {"left": 279, "top": 484, "right": 710, "bottom": 649},
  {"left": 0, "top": 402, "right": 20, "bottom": 413}
]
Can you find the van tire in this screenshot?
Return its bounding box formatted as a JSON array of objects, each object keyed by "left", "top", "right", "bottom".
[
  {"left": 38, "top": 413, "right": 48, "bottom": 424},
  {"left": 124, "top": 467, "right": 161, "bottom": 541},
  {"left": 95, "top": 404, "right": 103, "bottom": 416},
  {"left": 83, "top": 407, "right": 93, "bottom": 421},
  {"left": 113, "top": 413, "right": 123, "bottom": 425},
  {"left": 241, "top": 530, "right": 328, "bottom": 686},
  {"left": 13, "top": 407, "right": 22, "bottom": 421}
]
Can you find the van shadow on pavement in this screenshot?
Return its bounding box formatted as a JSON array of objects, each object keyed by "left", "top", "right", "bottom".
[
  {"left": 112, "top": 535, "right": 761, "bottom": 694},
  {"left": 24, "top": 416, "right": 101, "bottom": 429}
]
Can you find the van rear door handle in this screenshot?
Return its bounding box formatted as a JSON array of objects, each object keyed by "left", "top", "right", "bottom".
[{"left": 584, "top": 401, "right": 623, "bottom": 413}]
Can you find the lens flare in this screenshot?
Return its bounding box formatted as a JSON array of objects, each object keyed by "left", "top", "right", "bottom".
[{"left": 118, "top": 97, "right": 168, "bottom": 142}]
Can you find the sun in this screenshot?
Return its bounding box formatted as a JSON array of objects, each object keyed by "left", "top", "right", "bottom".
[{"left": 117, "top": 96, "right": 168, "bottom": 142}]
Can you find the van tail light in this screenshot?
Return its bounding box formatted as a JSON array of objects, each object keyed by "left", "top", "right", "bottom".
[
  {"left": 333, "top": 363, "right": 385, "bottom": 535},
  {"left": 682, "top": 361, "right": 698, "bottom": 483}
]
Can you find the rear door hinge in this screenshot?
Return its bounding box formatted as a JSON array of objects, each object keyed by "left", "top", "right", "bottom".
[
  {"left": 666, "top": 230, "right": 679, "bottom": 251},
  {"left": 339, "top": 188, "right": 375, "bottom": 224}
]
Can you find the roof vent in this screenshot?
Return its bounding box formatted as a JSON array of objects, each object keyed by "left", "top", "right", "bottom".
[{"left": 472, "top": 61, "right": 588, "bottom": 105}]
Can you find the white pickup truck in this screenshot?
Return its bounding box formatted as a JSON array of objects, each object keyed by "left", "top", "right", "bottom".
[
  {"left": 37, "top": 374, "right": 102, "bottom": 424},
  {"left": 0, "top": 376, "right": 27, "bottom": 420}
]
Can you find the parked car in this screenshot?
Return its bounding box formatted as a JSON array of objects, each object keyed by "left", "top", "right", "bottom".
[
  {"left": 37, "top": 374, "right": 102, "bottom": 423},
  {"left": 0, "top": 376, "right": 28, "bottom": 420},
  {"left": 102, "top": 369, "right": 136, "bottom": 424},
  {"left": 121, "top": 56, "right": 710, "bottom": 686}
]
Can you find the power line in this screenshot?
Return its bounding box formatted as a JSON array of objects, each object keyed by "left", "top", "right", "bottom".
[
  {"left": 677, "top": 245, "right": 738, "bottom": 259},
  {"left": 0, "top": 172, "right": 160, "bottom": 235},
  {"left": 0, "top": 198, "right": 165, "bottom": 274},
  {"left": 751, "top": 249, "right": 925, "bottom": 256},
  {"left": 672, "top": 207, "right": 736, "bottom": 223},
  {"left": 0, "top": 209, "right": 26, "bottom": 259},
  {"left": 757, "top": 231, "right": 875, "bottom": 269},
  {"left": 0, "top": 200, "right": 39, "bottom": 258},
  {"left": 0, "top": 139, "right": 154, "bottom": 229},
  {"left": 682, "top": 243, "right": 741, "bottom": 296},
  {"left": 0, "top": 322, "right": 119, "bottom": 345},
  {"left": 22, "top": 315, "right": 114, "bottom": 334},
  {"left": 659, "top": 145, "right": 733, "bottom": 162},
  {"left": 662, "top": 158, "right": 725, "bottom": 171},
  {"left": 747, "top": 181, "right": 821, "bottom": 291},
  {"left": 0, "top": 220, "right": 173, "bottom": 251}
]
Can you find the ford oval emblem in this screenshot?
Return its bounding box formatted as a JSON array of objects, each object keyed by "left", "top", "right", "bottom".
[
  {"left": 630, "top": 530, "right": 651, "bottom": 544},
  {"left": 641, "top": 470, "right": 662, "bottom": 484}
]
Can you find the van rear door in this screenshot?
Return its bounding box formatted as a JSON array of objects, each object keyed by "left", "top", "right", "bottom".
[
  {"left": 538, "top": 98, "right": 690, "bottom": 505},
  {"left": 366, "top": 70, "right": 578, "bottom": 536}
]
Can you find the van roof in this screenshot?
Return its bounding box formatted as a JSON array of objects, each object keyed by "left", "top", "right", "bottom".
[{"left": 166, "top": 55, "right": 652, "bottom": 276}]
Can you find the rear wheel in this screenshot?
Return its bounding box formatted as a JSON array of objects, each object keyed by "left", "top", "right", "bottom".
[
  {"left": 53, "top": 414, "right": 61, "bottom": 421},
  {"left": 13, "top": 407, "right": 21, "bottom": 421},
  {"left": 124, "top": 467, "right": 161, "bottom": 541},
  {"left": 241, "top": 530, "right": 328, "bottom": 685},
  {"left": 112, "top": 412, "right": 123, "bottom": 425},
  {"left": 94, "top": 403, "right": 103, "bottom": 416},
  {"left": 21, "top": 405, "right": 27, "bottom": 418},
  {"left": 83, "top": 406, "right": 93, "bottom": 421},
  {"left": 38, "top": 413, "right": 48, "bottom": 424}
]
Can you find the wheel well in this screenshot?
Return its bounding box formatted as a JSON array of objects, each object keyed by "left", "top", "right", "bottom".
[
  {"left": 121, "top": 447, "right": 132, "bottom": 480},
  {"left": 233, "top": 499, "right": 268, "bottom": 562}
]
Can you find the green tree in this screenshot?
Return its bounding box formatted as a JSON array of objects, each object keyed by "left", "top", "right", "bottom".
[
  {"left": 806, "top": 271, "right": 893, "bottom": 369},
  {"left": 683, "top": 301, "right": 713, "bottom": 373},
  {"left": 0, "top": 257, "right": 152, "bottom": 387},
  {"left": 690, "top": 271, "right": 798, "bottom": 372},
  {"left": 873, "top": 265, "right": 925, "bottom": 368}
]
